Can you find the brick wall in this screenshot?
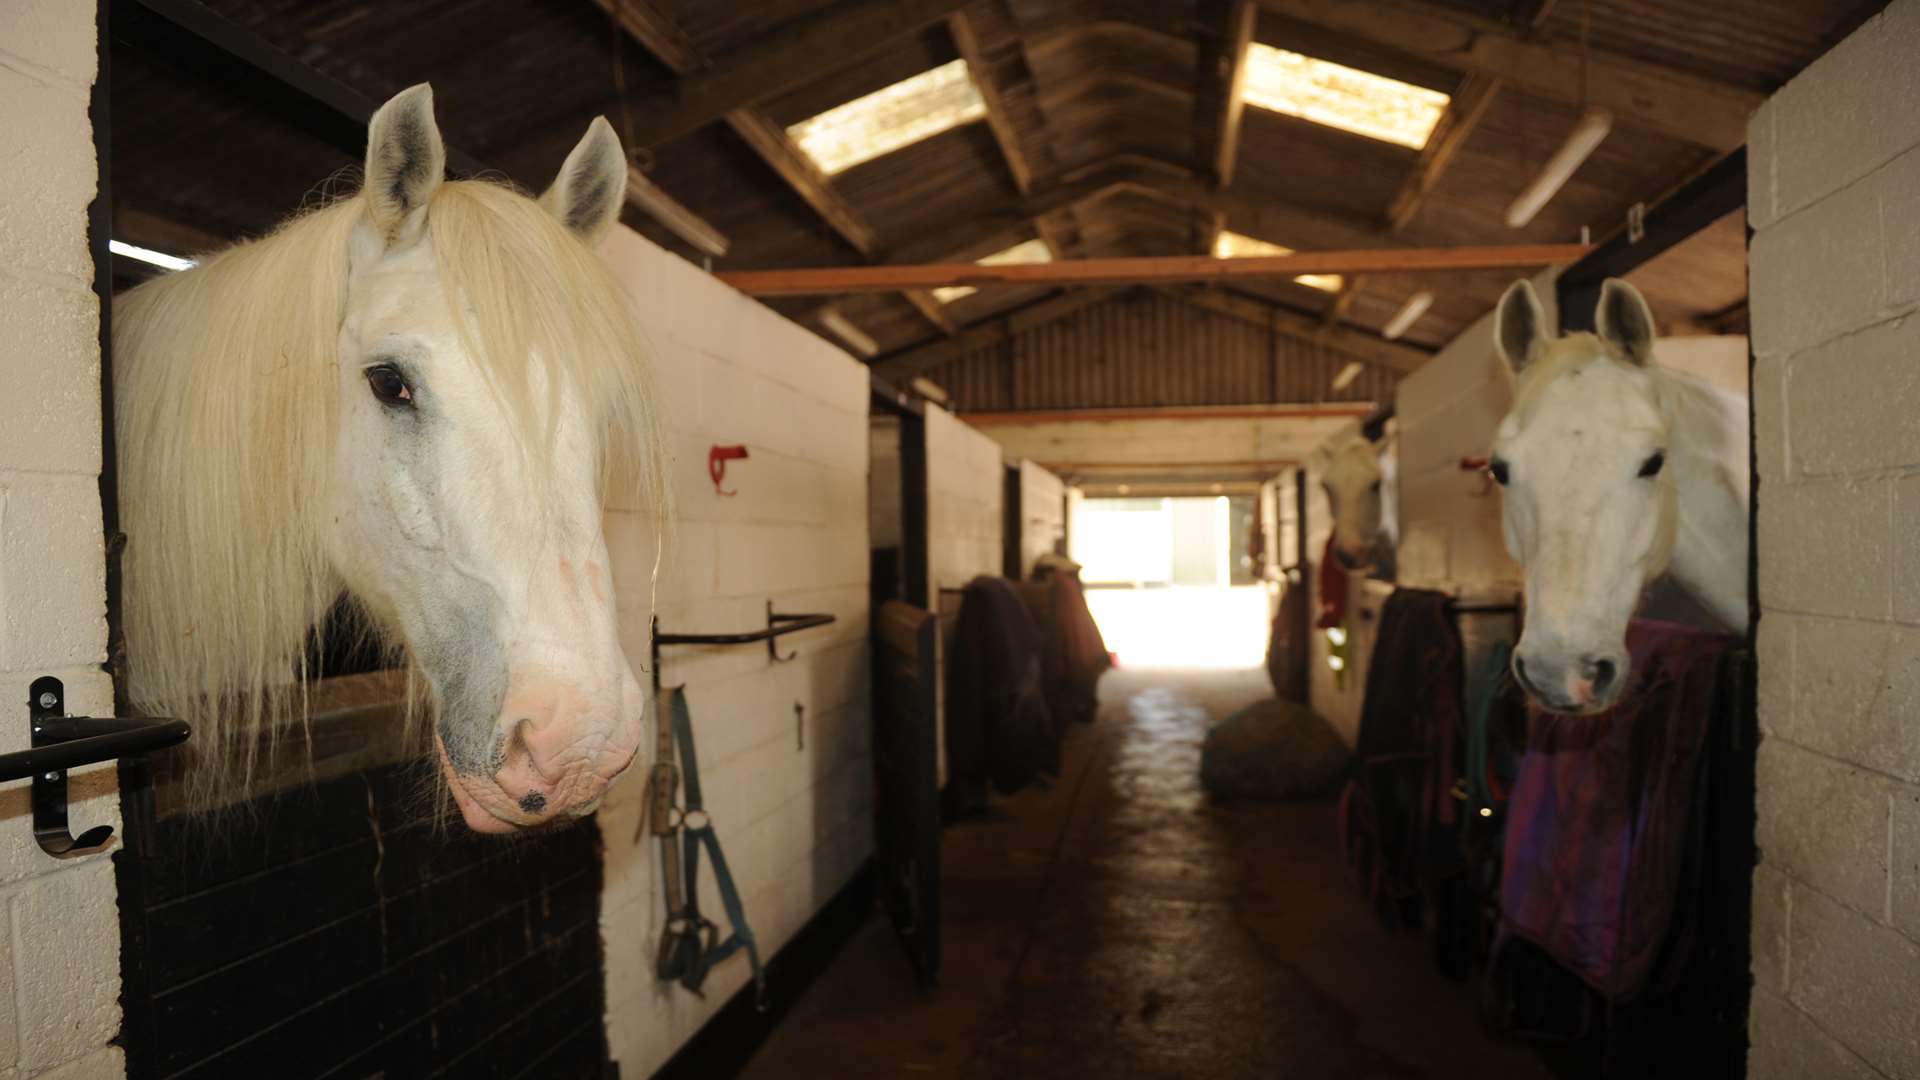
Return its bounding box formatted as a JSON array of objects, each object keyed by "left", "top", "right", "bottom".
[
  {"left": 593, "top": 227, "right": 873, "bottom": 1076},
  {"left": 1746, "top": 3, "right": 1920, "bottom": 1075},
  {"left": 0, "top": 3, "right": 125, "bottom": 1076}
]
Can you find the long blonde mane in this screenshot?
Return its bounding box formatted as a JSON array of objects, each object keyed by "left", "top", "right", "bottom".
[{"left": 112, "top": 178, "right": 667, "bottom": 809}]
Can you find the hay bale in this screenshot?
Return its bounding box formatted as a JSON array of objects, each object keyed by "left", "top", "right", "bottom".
[{"left": 1200, "top": 697, "right": 1351, "bottom": 801}]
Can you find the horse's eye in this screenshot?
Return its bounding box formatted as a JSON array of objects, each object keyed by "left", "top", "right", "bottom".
[
  {"left": 1370, "top": 480, "right": 1382, "bottom": 493},
  {"left": 365, "top": 364, "right": 413, "bottom": 407},
  {"left": 1638, "top": 451, "right": 1665, "bottom": 478},
  {"left": 1489, "top": 458, "right": 1510, "bottom": 485}
]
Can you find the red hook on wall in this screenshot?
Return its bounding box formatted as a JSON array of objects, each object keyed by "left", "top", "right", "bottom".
[{"left": 710, "top": 444, "right": 749, "bottom": 496}]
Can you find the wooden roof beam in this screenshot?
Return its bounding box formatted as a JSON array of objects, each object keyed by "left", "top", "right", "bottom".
[
  {"left": 1254, "top": 0, "right": 1760, "bottom": 151},
  {"left": 1204, "top": 1, "right": 1259, "bottom": 188},
  {"left": 616, "top": 0, "right": 973, "bottom": 148},
  {"left": 1160, "top": 286, "right": 1430, "bottom": 374},
  {"left": 872, "top": 288, "right": 1122, "bottom": 380},
  {"left": 717, "top": 243, "right": 1590, "bottom": 295},
  {"left": 949, "top": 13, "right": 1033, "bottom": 196}
]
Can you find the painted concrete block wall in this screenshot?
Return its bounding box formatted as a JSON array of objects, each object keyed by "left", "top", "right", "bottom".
[
  {"left": 1016, "top": 460, "right": 1065, "bottom": 577},
  {"left": 1745, "top": 3, "right": 1920, "bottom": 1075},
  {"left": 592, "top": 226, "right": 872, "bottom": 1076},
  {"left": 0, "top": 6, "right": 126, "bottom": 1077},
  {"left": 926, "top": 404, "right": 1005, "bottom": 602}
]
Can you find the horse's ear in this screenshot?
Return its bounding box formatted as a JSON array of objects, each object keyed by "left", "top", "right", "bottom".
[
  {"left": 540, "top": 117, "right": 627, "bottom": 246},
  {"left": 364, "top": 84, "right": 446, "bottom": 249},
  {"left": 1494, "top": 278, "right": 1547, "bottom": 375},
  {"left": 1596, "top": 278, "right": 1656, "bottom": 367}
]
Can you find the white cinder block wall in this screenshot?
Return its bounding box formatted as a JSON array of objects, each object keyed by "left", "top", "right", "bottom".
[
  {"left": 1746, "top": 3, "right": 1920, "bottom": 1075},
  {"left": 1016, "top": 460, "right": 1065, "bottom": 577},
  {"left": 592, "top": 227, "right": 873, "bottom": 1076},
  {"left": 0, "top": 5, "right": 126, "bottom": 1077},
  {"left": 925, "top": 405, "right": 1005, "bottom": 602}
]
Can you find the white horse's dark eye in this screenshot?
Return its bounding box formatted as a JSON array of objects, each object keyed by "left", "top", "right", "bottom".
[
  {"left": 1638, "top": 451, "right": 1665, "bottom": 478},
  {"left": 1489, "top": 458, "right": 1510, "bottom": 485},
  {"left": 365, "top": 364, "right": 413, "bottom": 407}
]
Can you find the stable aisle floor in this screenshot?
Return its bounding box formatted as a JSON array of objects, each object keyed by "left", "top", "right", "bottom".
[{"left": 739, "top": 667, "right": 1551, "bottom": 1079}]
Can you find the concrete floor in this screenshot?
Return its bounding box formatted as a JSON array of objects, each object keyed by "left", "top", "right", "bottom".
[{"left": 740, "top": 667, "right": 1553, "bottom": 1079}]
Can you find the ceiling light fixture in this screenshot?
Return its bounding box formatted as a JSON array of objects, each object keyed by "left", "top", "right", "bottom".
[
  {"left": 818, "top": 309, "right": 877, "bottom": 357},
  {"left": 1504, "top": 107, "right": 1612, "bottom": 229},
  {"left": 110, "top": 239, "right": 196, "bottom": 272},
  {"left": 1381, "top": 290, "right": 1434, "bottom": 340},
  {"left": 1330, "top": 361, "right": 1365, "bottom": 392}
]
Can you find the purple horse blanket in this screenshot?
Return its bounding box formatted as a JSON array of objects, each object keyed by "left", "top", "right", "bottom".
[{"left": 1496, "top": 618, "right": 1740, "bottom": 1001}]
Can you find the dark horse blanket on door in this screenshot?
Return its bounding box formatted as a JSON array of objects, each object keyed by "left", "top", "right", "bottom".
[
  {"left": 1492, "top": 618, "right": 1742, "bottom": 1003},
  {"left": 946, "top": 575, "right": 1059, "bottom": 814}
]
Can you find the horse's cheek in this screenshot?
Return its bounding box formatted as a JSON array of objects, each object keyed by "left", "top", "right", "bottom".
[{"left": 380, "top": 464, "right": 445, "bottom": 551}]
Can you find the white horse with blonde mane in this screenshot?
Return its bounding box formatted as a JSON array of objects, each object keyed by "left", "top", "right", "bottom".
[
  {"left": 113, "top": 84, "right": 665, "bottom": 832},
  {"left": 1489, "top": 277, "right": 1748, "bottom": 713},
  {"left": 1313, "top": 426, "right": 1397, "bottom": 580}
]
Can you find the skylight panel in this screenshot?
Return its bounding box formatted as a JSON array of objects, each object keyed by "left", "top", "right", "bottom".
[
  {"left": 1212, "top": 231, "right": 1342, "bottom": 293},
  {"left": 1240, "top": 43, "right": 1449, "bottom": 149},
  {"left": 788, "top": 59, "right": 987, "bottom": 176},
  {"left": 932, "top": 238, "right": 1053, "bottom": 304}
]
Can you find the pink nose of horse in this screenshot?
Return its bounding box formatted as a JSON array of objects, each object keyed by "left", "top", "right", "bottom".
[
  {"left": 1513, "top": 651, "right": 1627, "bottom": 713},
  {"left": 445, "top": 682, "right": 643, "bottom": 833}
]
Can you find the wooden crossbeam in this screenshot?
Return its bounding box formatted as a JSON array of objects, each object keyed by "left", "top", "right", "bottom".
[
  {"left": 597, "top": 0, "right": 952, "bottom": 332},
  {"left": 723, "top": 111, "right": 880, "bottom": 255},
  {"left": 718, "top": 244, "right": 1590, "bottom": 296},
  {"left": 1162, "top": 286, "right": 1430, "bottom": 374},
  {"left": 1209, "top": 1, "right": 1259, "bottom": 187},
  {"left": 619, "top": 0, "right": 972, "bottom": 148},
  {"left": 950, "top": 13, "right": 1032, "bottom": 196},
  {"left": 872, "top": 288, "right": 1120, "bottom": 380},
  {"left": 1255, "top": 0, "right": 1760, "bottom": 151}
]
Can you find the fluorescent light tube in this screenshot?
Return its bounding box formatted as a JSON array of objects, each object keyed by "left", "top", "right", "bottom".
[
  {"left": 1331, "top": 361, "right": 1365, "bottom": 392},
  {"left": 1504, "top": 107, "right": 1612, "bottom": 229},
  {"left": 1382, "top": 290, "right": 1434, "bottom": 340},
  {"left": 110, "top": 240, "right": 196, "bottom": 272}
]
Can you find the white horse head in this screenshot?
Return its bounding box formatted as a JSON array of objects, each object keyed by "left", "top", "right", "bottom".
[
  {"left": 1314, "top": 429, "right": 1394, "bottom": 576},
  {"left": 113, "top": 85, "right": 665, "bottom": 832},
  {"left": 1490, "top": 277, "right": 1749, "bottom": 713}
]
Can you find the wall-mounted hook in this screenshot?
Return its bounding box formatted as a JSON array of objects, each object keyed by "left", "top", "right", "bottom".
[
  {"left": 15, "top": 677, "right": 189, "bottom": 858},
  {"left": 767, "top": 601, "right": 801, "bottom": 662},
  {"left": 709, "top": 445, "right": 749, "bottom": 496}
]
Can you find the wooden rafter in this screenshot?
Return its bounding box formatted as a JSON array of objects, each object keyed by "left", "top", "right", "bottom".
[
  {"left": 1332, "top": 2, "right": 1556, "bottom": 326},
  {"left": 1206, "top": 0, "right": 1258, "bottom": 188},
  {"left": 949, "top": 12, "right": 1032, "bottom": 195},
  {"left": 902, "top": 289, "right": 958, "bottom": 335},
  {"left": 873, "top": 288, "right": 1120, "bottom": 380},
  {"left": 717, "top": 243, "right": 1590, "bottom": 295},
  {"left": 1254, "top": 0, "right": 1760, "bottom": 151},
  {"left": 1162, "top": 286, "right": 1430, "bottom": 374},
  {"left": 596, "top": 0, "right": 950, "bottom": 333},
  {"left": 617, "top": 0, "right": 973, "bottom": 148}
]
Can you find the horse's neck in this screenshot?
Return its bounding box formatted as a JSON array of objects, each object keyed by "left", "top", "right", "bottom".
[{"left": 1658, "top": 369, "right": 1751, "bottom": 633}]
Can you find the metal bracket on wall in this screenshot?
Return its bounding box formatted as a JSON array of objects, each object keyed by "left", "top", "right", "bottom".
[
  {"left": 7, "top": 677, "right": 190, "bottom": 857},
  {"left": 649, "top": 604, "right": 837, "bottom": 694}
]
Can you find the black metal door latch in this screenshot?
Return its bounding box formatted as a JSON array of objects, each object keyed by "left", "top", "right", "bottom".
[{"left": 2, "top": 677, "right": 190, "bottom": 857}]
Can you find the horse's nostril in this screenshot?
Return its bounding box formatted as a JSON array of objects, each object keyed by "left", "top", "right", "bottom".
[
  {"left": 518, "top": 791, "right": 548, "bottom": 815},
  {"left": 1590, "top": 658, "right": 1618, "bottom": 694}
]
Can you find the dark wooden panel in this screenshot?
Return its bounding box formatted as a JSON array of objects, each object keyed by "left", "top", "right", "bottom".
[{"left": 117, "top": 762, "right": 608, "bottom": 1080}]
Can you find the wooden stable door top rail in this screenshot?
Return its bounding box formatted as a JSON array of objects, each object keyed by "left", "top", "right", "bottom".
[{"left": 714, "top": 244, "right": 1593, "bottom": 296}]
